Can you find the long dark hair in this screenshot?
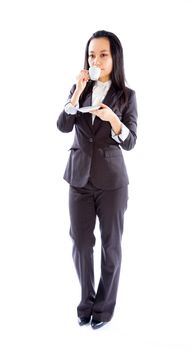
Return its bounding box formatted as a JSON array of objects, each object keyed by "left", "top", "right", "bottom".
[{"left": 81, "top": 30, "right": 128, "bottom": 107}]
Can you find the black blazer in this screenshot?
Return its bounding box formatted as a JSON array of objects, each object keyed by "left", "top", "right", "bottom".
[{"left": 57, "top": 83, "right": 137, "bottom": 190}]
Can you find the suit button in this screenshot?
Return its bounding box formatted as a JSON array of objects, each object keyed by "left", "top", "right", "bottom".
[{"left": 88, "top": 138, "right": 93, "bottom": 143}]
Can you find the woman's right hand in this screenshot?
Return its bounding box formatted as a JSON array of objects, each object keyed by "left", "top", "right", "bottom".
[
  {"left": 70, "top": 69, "right": 90, "bottom": 107},
  {"left": 76, "top": 69, "right": 89, "bottom": 93}
]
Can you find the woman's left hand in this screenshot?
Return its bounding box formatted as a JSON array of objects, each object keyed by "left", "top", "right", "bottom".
[
  {"left": 92, "top": 103, "right": 122, "bottom": 135},
  {"left": 92, "top": 103, "right": 116, "bottom": 122}
]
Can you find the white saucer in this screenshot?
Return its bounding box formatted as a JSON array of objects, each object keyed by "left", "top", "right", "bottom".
[{"left": 78, "top": 105, "right": 101, "bottom": 113}]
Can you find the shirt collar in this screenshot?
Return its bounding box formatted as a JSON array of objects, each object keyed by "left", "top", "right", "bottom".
[{"left": 95, "top": 80, "right": 112, "bottom": 89}]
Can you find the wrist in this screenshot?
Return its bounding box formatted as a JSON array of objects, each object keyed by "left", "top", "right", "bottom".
[
  {"left": 71, "top": 89, "right": 82, "bottom": 106},
  {"left": 75, "top": 87, "right": 83, "bottom": 95},
  {"left": 110, "top": 113, "right": 118, "bottom": 123},
  {"left": 110, "top": 114, "right": 122, "bottom": 135}
]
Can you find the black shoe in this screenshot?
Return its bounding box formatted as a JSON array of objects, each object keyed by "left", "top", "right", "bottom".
[
  {"left": 78, "top": 316, "right": 91, "bottom": 326},
  {"left": 91, "top": 318, "right": 107, "bottom": 329}
]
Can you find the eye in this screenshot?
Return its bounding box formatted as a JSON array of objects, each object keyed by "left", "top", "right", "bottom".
[
  {"left": 100, "top": 54, "right": 108, "bottom": 58},
  {"left": 88, "top": 54, "right": 95, "bottom": 58}
]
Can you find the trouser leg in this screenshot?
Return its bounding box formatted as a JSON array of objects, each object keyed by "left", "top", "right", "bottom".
[
  {"left": 92, "top": 185, "right": 128, "bottom": 322},
  {"left": 69, "top": 184, "right": 96, "bottom": 318}
]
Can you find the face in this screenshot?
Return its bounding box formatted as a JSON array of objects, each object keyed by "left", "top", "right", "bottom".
[{"left": 88, "top": 37, "right": 113, "bottom": 82}]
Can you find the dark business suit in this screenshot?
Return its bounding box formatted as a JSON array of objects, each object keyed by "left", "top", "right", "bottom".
[{"left": 57, "top": 83, "right": 137, "bottom": 322}]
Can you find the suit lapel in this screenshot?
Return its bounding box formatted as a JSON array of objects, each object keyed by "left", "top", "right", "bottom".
[
  {"left": 93, "top": 85, "right": 122, "bottom": 133},
  {"left": 81, "top": 86, "right": 93, "bottom": 130},
  {"left": 103, "top": 84, "right": 123, "bottom": 109}
]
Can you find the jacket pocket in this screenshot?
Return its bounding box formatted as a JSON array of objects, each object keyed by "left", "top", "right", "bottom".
[{"left": 104, "top": 148, "right": 122, "bottom": 158}]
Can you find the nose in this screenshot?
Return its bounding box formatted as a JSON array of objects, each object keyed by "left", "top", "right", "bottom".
[{"left": 92, "top": 57, "right": 100, "bottom": 67}]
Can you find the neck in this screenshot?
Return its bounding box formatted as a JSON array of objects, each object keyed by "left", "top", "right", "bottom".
[{"left": 99, "top": 76, "right": 110, "bottom": 83}]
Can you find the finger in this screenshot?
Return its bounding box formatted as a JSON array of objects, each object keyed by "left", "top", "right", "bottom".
[
  {"left": 80, "top": 69, "right": 88, "bottom": 76},
  {"left": 99, "top": 103, "right": 108, "bottom": 109},
  {"left": 89, "top": 109, "right": 99, "bottom": 114},
  {"left": 81, "top": 69, "right": 88, "bottom": 74},
  {"left": 79, "top": 70, "right": 89, "bottom": 79}
]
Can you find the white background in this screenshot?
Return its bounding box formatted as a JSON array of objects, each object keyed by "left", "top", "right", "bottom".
[{"left": 0, "top": 0, "right": 190, "bottom": 349}]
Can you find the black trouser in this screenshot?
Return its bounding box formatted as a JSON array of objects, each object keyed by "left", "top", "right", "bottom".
[{"left": 69, "top": 180, "right": 128, "bottom": 322}]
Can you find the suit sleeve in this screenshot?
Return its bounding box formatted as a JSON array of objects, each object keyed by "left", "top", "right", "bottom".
[
  {"left": 57, "top": 84, "right": 77, "bottom": 133},
  {"left": 119, "top": 89, "right": 138, "bottom": 151}
]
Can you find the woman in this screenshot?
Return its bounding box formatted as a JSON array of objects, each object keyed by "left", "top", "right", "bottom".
[{"left": 57, "top": 30, "right": 138, "bottom": 329}]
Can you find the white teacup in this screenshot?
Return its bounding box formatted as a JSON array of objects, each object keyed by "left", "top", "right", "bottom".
[{"left": 89, "top": 66, "right": 101, "bottom": 81}]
